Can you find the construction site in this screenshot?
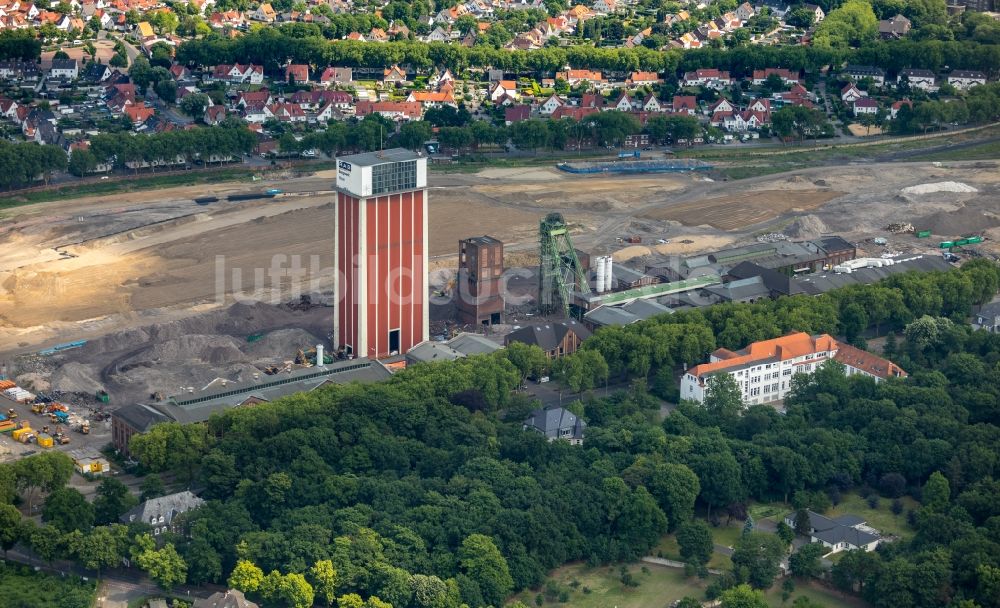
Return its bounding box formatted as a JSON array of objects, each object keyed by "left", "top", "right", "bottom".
[{"left": 1, "top": 156, "right": 998, "bottom": 459}]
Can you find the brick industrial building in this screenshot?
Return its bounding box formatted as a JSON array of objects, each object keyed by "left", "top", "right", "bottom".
[
  {"left": 456, "top": 235, "right": 505, "bottom": 326},
  {"left": 334, "top": 148, "right": 429, "bottom": 359}
]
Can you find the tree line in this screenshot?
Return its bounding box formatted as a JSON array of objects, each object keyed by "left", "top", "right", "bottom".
[
  {"left": 70, "top": 121, "right": 257, "bottom": 176},
  {"left": 0, "top": 141, "right": 67, "bottom": 190},
  {"left": 173, "top": 27, "right": 1000, "bottom": 78}
]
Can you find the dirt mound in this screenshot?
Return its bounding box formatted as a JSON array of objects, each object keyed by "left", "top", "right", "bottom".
[
  {"left": 914, "top": 204, "right": 1000, "bottom": 236},
  {"left": 49, "top": 362, "right": 104, "bottom": 394},
  {"left": 244, "top": 328, "right": 324, "bottom": 360},
  {"left": 138, "top": 334, "right": 246, "bottom": 365},
  {"left": 785, "top": 215, "right": 831, "bottom": 239},
  {"left": 613, "top": 245, "right": 652, "bottom": 262}
]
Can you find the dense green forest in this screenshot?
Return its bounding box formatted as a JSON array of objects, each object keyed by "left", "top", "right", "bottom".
[{"left": 1, "top": 261, "right": 999, "bottom": 608}]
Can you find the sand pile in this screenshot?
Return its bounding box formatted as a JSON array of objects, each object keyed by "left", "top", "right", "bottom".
[
  {"left": 901, "top": 182, "right": 978, "bottom": 195},
  {"left": 785, "top": 215, "right": 831, "bottom": 239},
  {"left": 915, "top": 204, "right": 1000, "bottom": 236},
  {"left": 613, "top": 245, "right": 652, "bottom": 262}
]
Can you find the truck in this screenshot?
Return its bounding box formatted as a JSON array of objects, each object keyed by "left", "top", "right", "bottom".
[
  {"left": 6, "top": 408, "right": 17, "bottom": 420},
  {"left": 49, "top": 411, "right": 69, "bottom": 424}
]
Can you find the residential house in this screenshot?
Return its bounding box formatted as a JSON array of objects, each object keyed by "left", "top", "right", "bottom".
[
  {"left": 320, "top": 66, "right": 352, "bottom": 86},
  {"left": 406, "top": 90, "right": 456, "bottom": 108},
  {"left": 48, "top": 58, "right": 78, "bottom": 80},
  {"left": 672, "top": 95, "right": 697, "bottom": 114},
  {"left": 611, "top": 91, "right": 635, "bottom": 112},
  {"left": 783, "top": 511, "right": 881, "bottom": 553},
  {"left": 879, "top": 14, "right": 911, "bottom": 38},
  {"left": 627, "top": 71, "right": 661, "bottom": 86},
  {"left": 801, "top": 3, "right": 825, "bottom": 22},
  {"left": 193, "top": 590, "right": 259, "bottom": 608},
  {"left": 124, "top": 103, "right": 155, "bottom": 126},
  {"left": 354, "top": 100, "right": 422, "bottom": 121},
  {"left": 708, "top": 98, "right": 735, "bottom": 126},
  {"left": 267, "top": 102, "right": 307, "bottom": 122},
  {"left": 897, "top": 68, "right": 937, "bottom": 91},
  {"left": 504, "top": 320, "right": 591, "bottom": 358},
  {"left": 523, "top": 407, "right": 586, "bottom": 445},
  {"left": 592, "top": 0, "right": 618, "bottom": 14},
  {"left": 168, "top": 64, "right": 189, "bottom": 81},
  {"left": 0, "top": 97, "right": 19, "bottom": 120},
  {"left": 947, "top": 70, "right": 986, "bottom": 90},
  {"left": 135, "top": 20, "right": 155, "bottom": 39},
  {"left": 752, "top": 68, "right": 799, "bottom": 86},
  {"left": 489, "top": 79, "right": 519, "bottom": 102},
  {"left": 853, "top": 97, "right": 879, "bottom": 116},
  {"left": 0, "top": 60, "right": 41, "bottom": 81},
  {"left": 973, "top": 300, "right": 1000, "bottom": 332},
  {"left": 250, "top": 2, "right": 275, "bottom": 21},
  {"left": 840, "top": 83, "right": 865, "bottom": 102},
  {"left": 640, "top": 94, "right": 662, "bottom": 112},
  {"left": 204, "top": 105, "right": 226, "bottom": 125},
  {"left": 683, "top": 68, "right": 733, "bottom": 89},
  {"left": 284, "top": 63, "right": 309, "bottom": 83},
  {"left": 539, "top": 93, "right": 566, "bottom": 115},
  {"left": 680, "top": 332, "right": 906, "bottom": 405},
  {"left": 120, "top": 490, "right": 205, "bottom": 536},
  {"left": 555, "top": 69, "right": 604, "bottom": 87},
  {"left": 504, "top": 104, "right": 531, "bottom": 126},
  {"left": 208, "top": 64, "right": 263, "bottom": 84},
  {"left": 80, "top": 61, "right": 111, "bottom": 83},
  {"left": 383, "top": 64, "right": 408, "bottom": 85},
  {"left": 735, "top": 2, "right": 755, "bottom": 21},
  {"left": 237, "top": 89, "right": 272, "bottom": 108},
  {"left": 845, "top": 65, "right": 886, "bottom": 87}
]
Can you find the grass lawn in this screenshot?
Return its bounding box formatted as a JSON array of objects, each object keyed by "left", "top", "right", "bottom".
[
  {"left": 908, "top": 139, "right": 1000, "bottom": 161},
  {"left": 829, "top": 492, "right": 917, "bottom": 540},
  {"left": 0, "top": 167, "right": 254, "bottom": 208},
  {"left": 0, "top": 561, "right": 97, "bottom": 608},
  {"left": 709, "top": 521, "right": 745, "bottom": 549},
  {"left": 508, "top": 562, "right": 714, "bottom": 608},
  {"left": 653, "top": 534, "right": 733, "bottom": 570},
  {"left": 764, "top": 580, "right": 869, "bottom": 608}
]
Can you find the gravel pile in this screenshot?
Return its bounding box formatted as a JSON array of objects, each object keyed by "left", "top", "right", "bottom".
[{"left": 901, "top": 182, "right": 978, "bottom": 195}]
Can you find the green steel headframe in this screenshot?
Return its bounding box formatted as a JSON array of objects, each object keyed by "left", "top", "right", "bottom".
[{"left": 538, "top": 213, "right": 590, "bottom": 315}]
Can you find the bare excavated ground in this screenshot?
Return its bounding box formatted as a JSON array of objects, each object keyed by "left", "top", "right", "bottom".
[{"left": 1, "top": 159, "right": 999, "bottom": 401}]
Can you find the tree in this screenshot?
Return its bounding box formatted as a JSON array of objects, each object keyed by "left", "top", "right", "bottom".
[
  {"left": 70, "top": 525, "right": 127, "bottom": 579},
  {"left": 13, "top": 451, "right": 74, "bottom": 513},
  {"left": 140, "top": 475, "right": 166, "bottom": 501},
  {"left": 731, "top": 531, "right": 786, "bottom": 588},
  {"left": 922, "top": 471, "right": 950, "bottom": 512},
  {"left": 396, "top": 120, "right": 432, "bottom": 150},
  {"left": 813, "top": 0, "right": 878, "bottom": 48},
  {"left": 458, "top": 534, "right": 514, "bottom": 607},
  {"left": 504, "top": 342, "right": 548, "bottom": 384},
  {"left": 42, "top": 488, "right": 94, "bottom": 533},
  {"left": 702, "top": 373, "right": 743, "bottom": 425},
  {"left": 185, "top": 538, "right": 222, "bottom": 585},
  {"left": 68, "top": 148, "right": 99, "bottom": 177},
  {"left": 677, "top": 520, "right": 714, "bottom": 568},
  {"left": 180, "top": 93, "right": 211, "bottom": 121},
  {"left": 30, "top": 524, "right": 63, "bottom": 565},
  {"left": 133, "top": 535, "right": 188, "bottom": 589},
  {"left": 0, "top": 503, "right": 24, "bottom": 558},
  {"left": 229, "top": 559, "right": 265, "bottom": 593},
  {"left": 776, "top": 522, "right": 795, "bottom": 546},
  {"left": 720, "top": 583, "right": 769, "bottom": 608},
  {"left": 789, "top": 542, "right": 825, "bottom": 578},
  {"left": 794, "top": 509, "right": 811, "bottom": 536},
  {"left": 786, "top": 7, "right": 816, "bottom": 28},
  {"left": 310, "top": 559, "right": 338, "bottom": 606},
  {"left": 93, "top": 478, "right": 139, "bottom": 525}
]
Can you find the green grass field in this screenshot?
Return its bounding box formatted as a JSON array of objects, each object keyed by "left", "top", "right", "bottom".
[
  {"left": 0, "top": 167, "right": 254, "bottom": 208},
  {"left": 653, "top": 534, "right": 733, "bottom": 570},
  {"left": 828, "top": 492, "right": 917, "bottom": 540},
  {"left": 764, "top": 580, "right": 868, "bottom": 608},
  {"left": 908, "top": 139, "right": 1000, "bottom": 161},
  {"left": 508, "top": 562, "right": 712, "bottom": 608},
  {"left": 507, "top": 562, "right": 869, "bottom": 608},
  {"left": 0, "top": 562, "right": 97, "bottom": 608}
]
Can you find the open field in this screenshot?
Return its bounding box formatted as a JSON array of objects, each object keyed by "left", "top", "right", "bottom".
[
  {"left": 763, "top": 581, "right": 868, "bottom": 608},
  {"left": 830, "top": 492, "right": 918, "bottom": 540},
  {"left": 508, "top": 562, "right": 713, "bottom": 608},
  {"left": 640, "top": 189, "right": 843, "bottom": 230}
]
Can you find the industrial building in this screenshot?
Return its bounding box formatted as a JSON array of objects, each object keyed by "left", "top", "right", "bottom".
[
  {"left": 504, "top": 320, "right": 591, "bottom": 359},
  {"left": 456, "top": 236, "right": 505, "bottom": 326},
  {"left": 112, "top": 358, "right": 390, "bottom": 456},
  {"left": 405, "top": 332, "right": 502, "bottom": 366},
  {"left": 681, "top": 332, "right": 907, "bottom": 406},
  {"left": 335, "top": 148, "right": 429, "bottom": 360}
]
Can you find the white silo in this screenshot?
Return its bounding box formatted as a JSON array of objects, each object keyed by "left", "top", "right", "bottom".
[
  {"left": 603, "top": 256, "right": 613, "bottom": 292},
  {"left": 595, "top": 256, "right": 607, "bottom": 293}
]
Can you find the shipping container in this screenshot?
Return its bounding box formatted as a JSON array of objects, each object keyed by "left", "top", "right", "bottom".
[
  {"left": 916, "top": 230, "right": 931, "bottom": 238},
  {"left": 939, "top": 241, "right": 954, "bottom": 249},
  {"left": 36, "top": 433, "right": 54, "bottom": 448}
]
